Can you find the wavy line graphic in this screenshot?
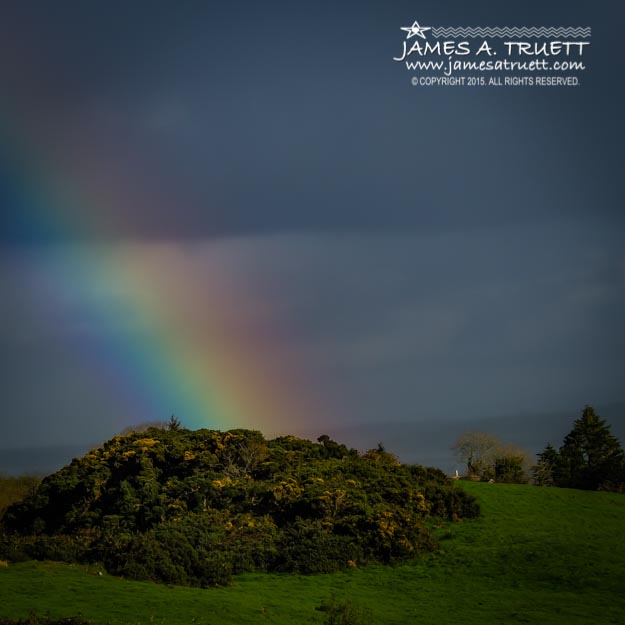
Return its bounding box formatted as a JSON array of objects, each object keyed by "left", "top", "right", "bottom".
[{"left": 431, "top": 27, "right": 591, "bottom": 38}]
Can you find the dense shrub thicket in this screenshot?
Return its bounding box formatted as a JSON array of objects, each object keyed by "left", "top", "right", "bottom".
[{"left": 1, "top": 428, "right": 478, "bottom": 586}]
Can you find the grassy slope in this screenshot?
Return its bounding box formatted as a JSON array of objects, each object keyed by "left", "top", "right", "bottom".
[{"left": 1, "top": 482, "right": 624, "bottom": 625}]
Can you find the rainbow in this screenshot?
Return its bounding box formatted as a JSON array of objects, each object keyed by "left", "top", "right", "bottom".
[{"left": 1, "top": 133, "right": 321, "bottom": 437}]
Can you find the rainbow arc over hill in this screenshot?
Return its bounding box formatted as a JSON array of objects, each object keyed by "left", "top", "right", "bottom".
[{"left": 1, "top": 136, "right": 318, "bottom": 436}]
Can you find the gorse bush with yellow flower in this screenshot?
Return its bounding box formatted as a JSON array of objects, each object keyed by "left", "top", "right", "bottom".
[{"left": 1, "top": 427, "right": 478, "bottom": 586}]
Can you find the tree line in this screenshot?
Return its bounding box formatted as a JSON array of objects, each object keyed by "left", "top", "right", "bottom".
[{"left": 452, "top": 405, "right": 625, "bottom": 491}]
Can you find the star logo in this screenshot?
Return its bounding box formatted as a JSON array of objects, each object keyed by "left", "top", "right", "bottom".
[{"left": 400, "top": 20, "right": 431, "bottom": 40}]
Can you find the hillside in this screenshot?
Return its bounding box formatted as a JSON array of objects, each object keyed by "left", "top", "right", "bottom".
[
  {"left": 1, "top": 482, "right": 624, "bottom": 625},
  {"left": 0, "top": 427, "right": 477, "bottom": 586}
]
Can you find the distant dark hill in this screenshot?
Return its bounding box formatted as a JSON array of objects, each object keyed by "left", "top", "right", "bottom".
[
  {"left": 0, "top": 445, "right": 91, "bottom": 477},
  {"left": 3, "top": 404, "right": 622, "bottom": 478},
  {"left": 300, "top": 403, "right": 625, "bottom": 474},
  {"left": 0, "top": 428, "right": 477, "bottom": 587}
]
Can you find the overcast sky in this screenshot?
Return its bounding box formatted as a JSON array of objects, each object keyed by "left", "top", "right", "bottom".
[{"left": 0, "top": 1, "right": 623, "bottom": 453}]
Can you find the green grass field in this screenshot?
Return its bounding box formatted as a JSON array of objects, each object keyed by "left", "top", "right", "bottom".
[{"left": 1, "top": 482, "right": 624, "bottom": 624}]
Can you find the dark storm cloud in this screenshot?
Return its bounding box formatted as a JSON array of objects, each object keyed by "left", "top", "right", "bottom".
[
  {"left": 0, "top": 1, "right": 624, "bottom": 458},
  {"left": 2, "top": 220, "right": 623, "bottom": 449},
  {"left": 230, "top": 225, "right": 625, "bottom": 420},
  {"left": 1, "top": 1, "right": 622, "bottom": 243}
]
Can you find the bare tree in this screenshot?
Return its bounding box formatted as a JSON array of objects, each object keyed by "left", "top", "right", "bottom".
[
  {"left": 221, "top": 439, "right": 269, "bottom": 479},
  {"left": 451, "top": 431, "right": 502, "bottom": 478},
  {"left": 118, "top": 421, "right": 168, "bottom": 436},
  {"left": 452, "top": 431, "right": 530, "bottom": 482}
]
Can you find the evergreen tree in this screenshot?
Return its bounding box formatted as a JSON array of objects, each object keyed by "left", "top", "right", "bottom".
[
  {"left": 167, "top": 415, "right": 182, "bottom": 431},
  {"left": 532, "top": 443, "right": 558, "bottom": 486},
  {"left": 555, "top": 406, "right": 624, "bottom": 490}
]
